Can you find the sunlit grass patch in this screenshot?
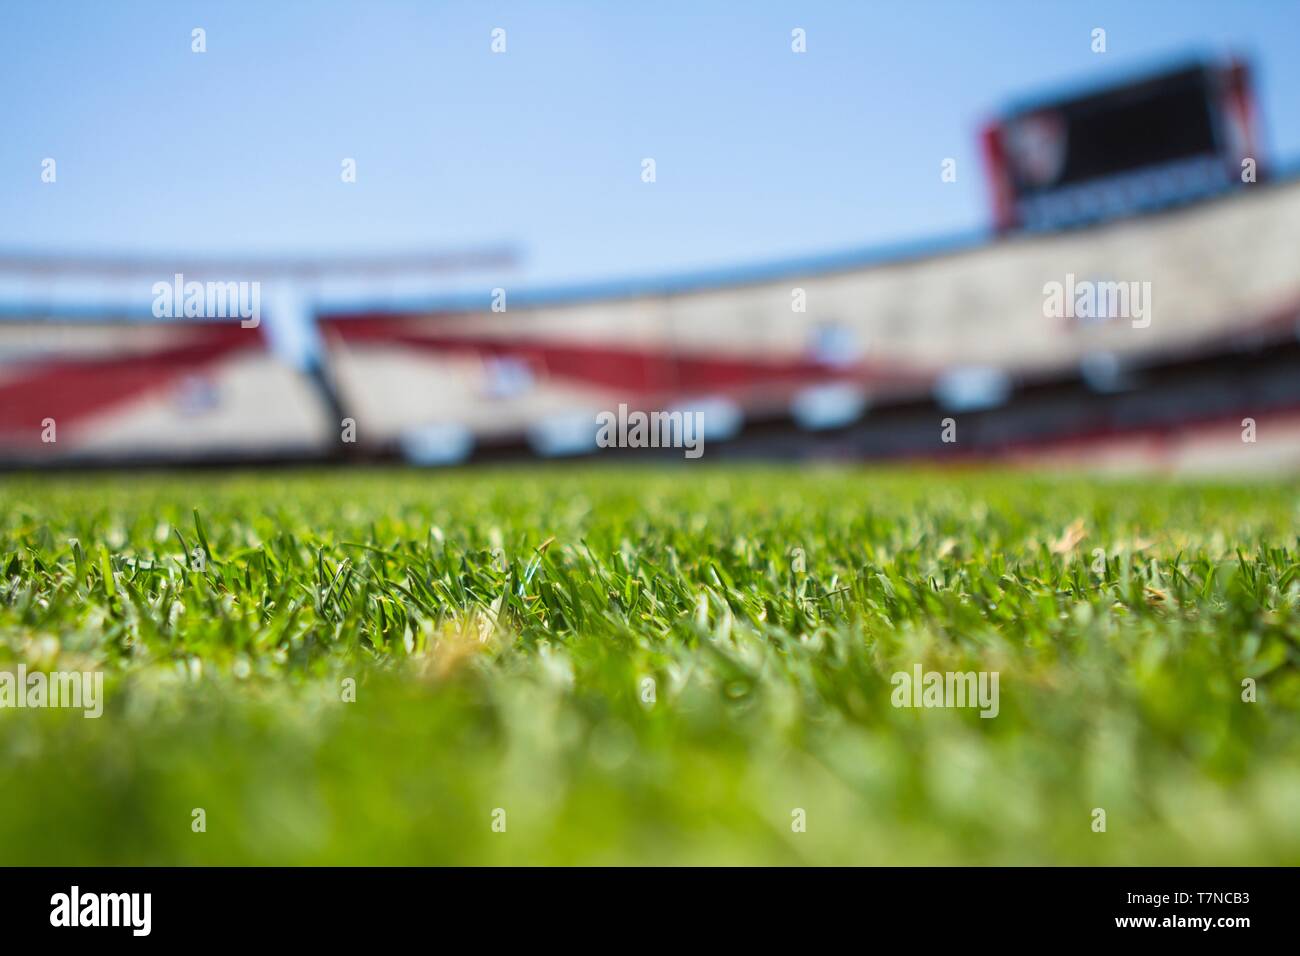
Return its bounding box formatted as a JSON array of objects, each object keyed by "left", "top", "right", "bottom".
[{"left": 0, "top": 466, "right": 1297, "bottom": 864}]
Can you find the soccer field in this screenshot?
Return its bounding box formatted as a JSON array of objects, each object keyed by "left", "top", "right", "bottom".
[{"left": 0, "top": 467, "right": 1297, "bottom": 865}]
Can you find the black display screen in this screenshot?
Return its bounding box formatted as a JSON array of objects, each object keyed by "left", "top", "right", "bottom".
[{"left": 1005, "top": 67, "right": 1220, "bottom": 193}]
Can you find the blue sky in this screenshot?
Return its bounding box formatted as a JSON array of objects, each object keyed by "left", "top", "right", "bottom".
[{"left": 3, "top": 1, "right": 1299, "bottom": 288}]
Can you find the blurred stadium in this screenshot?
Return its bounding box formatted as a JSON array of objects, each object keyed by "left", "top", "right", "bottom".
[{"left": 3, "top": 57, "right": 1298, "bottom": 472}]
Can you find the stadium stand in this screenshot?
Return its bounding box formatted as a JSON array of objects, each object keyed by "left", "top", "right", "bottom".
[{"left": 2, "top": 58, "right": 1295, "bottom": 469}]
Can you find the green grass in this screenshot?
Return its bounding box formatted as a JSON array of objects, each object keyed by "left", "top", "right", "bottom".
[{"left": 1, "top": 466, "right": 1298, "bottom": 865}]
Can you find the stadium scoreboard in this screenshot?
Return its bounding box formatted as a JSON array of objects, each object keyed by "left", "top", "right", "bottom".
[{"left": 982, "top": 60, "right": 1260, "bottom": 232}]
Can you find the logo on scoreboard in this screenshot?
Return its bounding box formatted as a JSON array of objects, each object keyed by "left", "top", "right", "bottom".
[{"left": 1003, "top": 110, "right": 1068, "bottom": 188}]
